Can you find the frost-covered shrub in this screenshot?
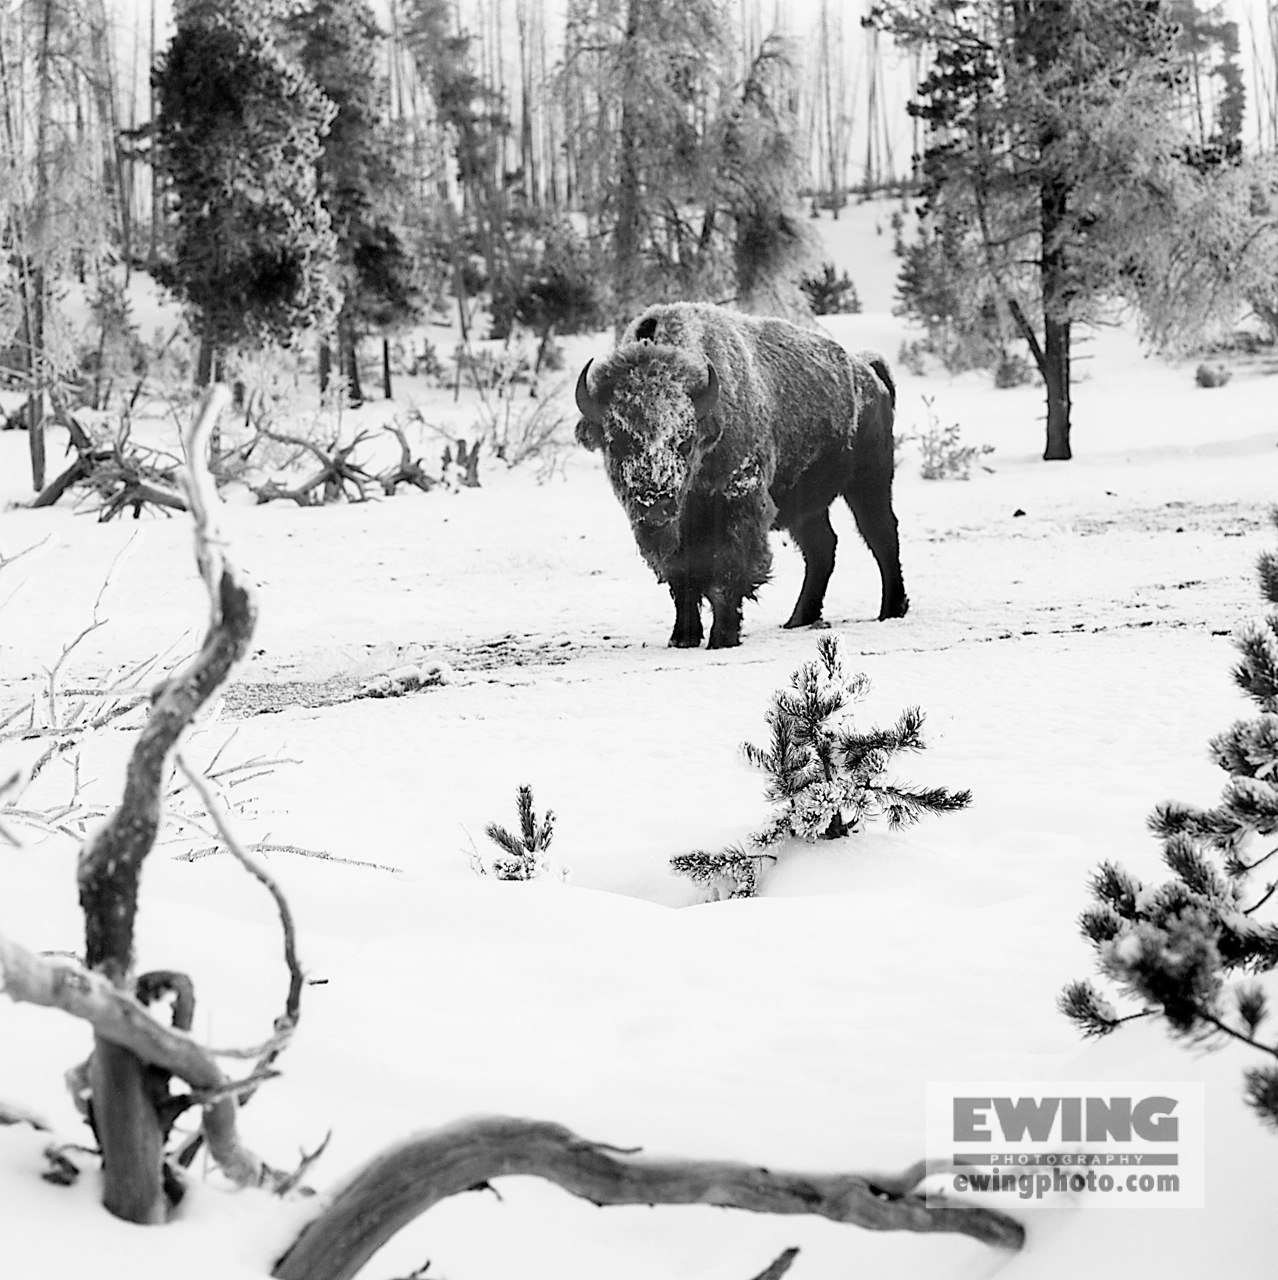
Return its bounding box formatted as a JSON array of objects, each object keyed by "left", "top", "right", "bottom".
[
  {"left": 671, "top": 635, "right": 971, "bottom": 898},
  {"left": 909, "top": 397, "right": 994, "bottom": 480},
  {"left": 1062, "top": 509, "right": 1278, "bottom": 1130}
]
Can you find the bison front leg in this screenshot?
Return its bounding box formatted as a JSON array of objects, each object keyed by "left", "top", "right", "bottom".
[
  {"left": 706, "top": 588, "right": 744, "bottom": 649},
  {"left": 667, "top": 577, "right": 705, "bottom": 648}
]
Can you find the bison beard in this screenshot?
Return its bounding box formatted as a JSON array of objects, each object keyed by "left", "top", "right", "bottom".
[{"left": 576, "top": 303, "right": 908, "bottom": 649}]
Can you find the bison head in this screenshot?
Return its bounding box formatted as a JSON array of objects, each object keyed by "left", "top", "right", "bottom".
[{"left": 574, "top": 346, "right": 720, "bottom": 539}]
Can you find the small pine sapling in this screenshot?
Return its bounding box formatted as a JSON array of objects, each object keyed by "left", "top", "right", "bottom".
[
  {"left": 910, "top": 396, "right": 994, "bottom": 481},
  {"left": 672, "top": 635, "right": 972, "bottom": 897},
  {"left": 746, "top": 634, "right": 972, "bottom": 844},
  {"left": 477, "top": 785, "right": 561, "bottom": 881},
  {"left": 1061, "top": 509, "right": 1278, "bottom": 1130}
]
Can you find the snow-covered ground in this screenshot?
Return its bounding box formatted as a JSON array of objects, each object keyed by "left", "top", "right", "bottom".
[{"left": 2, "top": 199, "right": 1277, "bottom": 1279}]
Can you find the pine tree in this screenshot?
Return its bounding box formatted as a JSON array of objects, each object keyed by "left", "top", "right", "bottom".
[
  {"left": 287, "top": 0, "right": 423, "bottom": 404},
  {"left": 672, "top": 635, "right": 971, "bottom": 897},
  {"left": 871, "top": 0, "right": 1188, "bottom": 460},
  {"left": 1062, "top": 510, "right": 1278, "bottom": 1130},
  {"left": 152, "top": 0, "right": 338, "bottom": 382}
]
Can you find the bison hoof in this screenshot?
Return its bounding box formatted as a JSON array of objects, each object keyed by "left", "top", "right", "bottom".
[
  {"left": 706, "top": 632, "right": 741, "bottom": 649},
  {"left": 669, "top": 633, "right": 703, "bottom": 648},
  {"left": 782, "top": 613, "right": 822, "bottom": 630},
  {"left": 878, "top": 594, "right": 910, "bottom": 621}
]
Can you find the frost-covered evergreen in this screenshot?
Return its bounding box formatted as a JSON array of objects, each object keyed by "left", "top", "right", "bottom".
[
  {"left": 672, "top": 635, "right": 971, "bottom": 897},
  {"left": 476, "top": 785, "right": 560, "bottom": 881},
  {"left": 1062, "top": 510, "right": 1278, "bottom": 1129}
]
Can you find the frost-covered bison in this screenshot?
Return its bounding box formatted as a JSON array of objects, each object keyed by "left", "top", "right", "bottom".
[{"left": 574, "top": 302, "right": 908, "bottom": 649}]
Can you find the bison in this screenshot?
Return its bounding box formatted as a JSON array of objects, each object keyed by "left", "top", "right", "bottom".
[{"left": 574, "top": 302, "right": 908, "bottom": 649}]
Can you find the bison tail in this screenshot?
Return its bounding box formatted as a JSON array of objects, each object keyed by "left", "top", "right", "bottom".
[{"left": 867, "top": 354, "right": 896, "bottom": 409}]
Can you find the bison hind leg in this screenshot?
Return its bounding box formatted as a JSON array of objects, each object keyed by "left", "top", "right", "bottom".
[
  {"left": 842, "top": 481, "right": 908, "bottom": 620},
  {"left": 782, "top": 508, "right": 838, "bottom": 629}
]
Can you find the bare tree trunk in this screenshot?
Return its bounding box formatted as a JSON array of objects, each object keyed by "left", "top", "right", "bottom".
[
  {"left": 196, "top": 335, "right": 216, "bottom": 387},
  {"left": 149, "top": 0, "right": 160, "bottom": 266},
  {"left": 339, "top": 315, "right": 363, "bottom": 406},
  {"left": 382, "top": 337, "right": 392, "bottom": 399},
  {"left": 1040, "top": 171, "right": 1072, "bottom": 461},
  {"left": 613, "top": 0, "right": 644, "bottom": 329}
]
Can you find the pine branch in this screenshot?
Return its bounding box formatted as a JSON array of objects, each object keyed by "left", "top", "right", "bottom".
[
  {"left": 876, "top": 783, "right": 972, "bottom": 830},
  {"left": 1078, "top": 905, "right": 1123, "bottom": 946},
  {"left": 1057, "top": 979, "right": 1129, "bottom": 1038},
  {"left": 1243, "top": 1065, "right": 1278, "bottom": 1129},
  {"left": 1149, "top": 799, "right": 1244, "bottom": 852},
  {"left": 1232, "top": 624, "right": 1278, "bottom": 710},
  {"left": 484, "top": 823, "right": 528, "bottom": 861},
  {"left": 516, "top": 785, "right": 536, "bottom": 848},
  {"left": 1088, "top": 862, "right": 1143, "bottom": 918},
  {"left": 1160, "top": 833, "right": 1236, "bottom": 903}
]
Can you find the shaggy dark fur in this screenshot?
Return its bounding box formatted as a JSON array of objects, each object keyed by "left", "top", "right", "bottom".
[{"left": 576, "top": 302, "right": 908, "bottom": 649}]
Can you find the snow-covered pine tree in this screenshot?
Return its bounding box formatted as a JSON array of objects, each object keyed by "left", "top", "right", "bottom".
[
  {"left": 478, "top": 785, "right": 559, "bottom": 881},
  {"left": 1061, "top": 509, "right": 1278, "bottom": 1128},
  {"left": 672, "top": 635, "right": 971, "bottom": 897}
]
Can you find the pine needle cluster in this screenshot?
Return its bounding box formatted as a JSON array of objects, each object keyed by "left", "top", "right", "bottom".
[
  {"left": 1062, "top": 509, "right": 1278, "bottom": 1129},
  {"left": 477, "top": 785, "right": 560, "bottom": 881},
  {"left": 671, "top": 635, "right": 972, "bottom": 898}
]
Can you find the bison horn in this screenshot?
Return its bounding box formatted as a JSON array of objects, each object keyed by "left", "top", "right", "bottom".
[
  {"left": 575, "top": 359, "right": 606, "bottom": 425},
  {"left": 691, "top": 362, "right": 720, "bottom": 421}
]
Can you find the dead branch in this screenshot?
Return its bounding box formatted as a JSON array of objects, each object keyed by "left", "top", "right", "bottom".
[
  {"left": 175, "top": 756, "right": 303, "bottom": 1028},
  {"left": 71, "top": 385, "right": 261, "bottom": 1222},
  {"left": 750, "top": 1247, "right": 799, "bottom": 1280},
  {"left": 252, "top": 428, "right": 377, "bottom": 505},
  {"left": 0, "top": 934, "right": 279, "bottom": 1192},
  {"left": 30, "top": 396, "right": 188, "bottom": 519},
  {"left": 273, "top": 1117, "right": 1025, "bottom": 1280},
  {"left": 378, "top": 423, "right": 437, "bottom": 495},
  {"left": 172, "top": 841, "right": 401, "bottom": 874},
  {"left": 441, "top": 438, "right": 481, "bottom": 488}
]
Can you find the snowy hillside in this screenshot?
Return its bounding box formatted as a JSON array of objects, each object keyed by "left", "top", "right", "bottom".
[{"left": 2, "top": 199, "right": 1277, "bottom": 1279}]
